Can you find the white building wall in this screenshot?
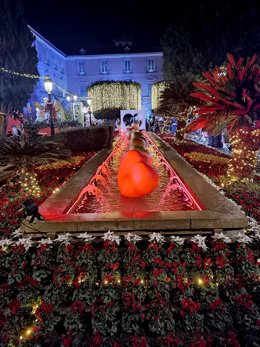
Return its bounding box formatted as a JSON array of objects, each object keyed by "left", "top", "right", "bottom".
[{"left": 30, "top": 27, "right": 163, "bottom": 116}]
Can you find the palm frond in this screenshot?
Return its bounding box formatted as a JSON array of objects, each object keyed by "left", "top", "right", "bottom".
[{"left": 0, "top": 136, "right": 71, "bottom": 169}]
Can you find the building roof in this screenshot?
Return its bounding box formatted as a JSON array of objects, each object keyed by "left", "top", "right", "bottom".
[
  {"left": 73, "top": 44, "right": 163, "bottom": 56},
  {"left": 29, "top": 25, "right": 162, "bottom": 57}
]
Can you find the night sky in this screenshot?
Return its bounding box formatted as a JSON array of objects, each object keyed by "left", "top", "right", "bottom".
[
  {"left": 20, "top": 0, "right": 259, "bottom": 55},
  {"left": 21, "top": 0, "right": 176, "bottom": 54}
]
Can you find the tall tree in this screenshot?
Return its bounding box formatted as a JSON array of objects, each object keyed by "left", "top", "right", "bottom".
[
  {"left": 161, "top": 26, "right": 205, "bottom": 81},
  {"left": 0, "top": 0, "right": 38, "bottom": 115},
  {"left": 161, "top": 0, "right": 260, "bottom": 80},
  {"left": 160, "top": 27, "right": 204, "bottom": 139},
  {"left": 193, "top": 0, "right": 260, "bottom": 63}
]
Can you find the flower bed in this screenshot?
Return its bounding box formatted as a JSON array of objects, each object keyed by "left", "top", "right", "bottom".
[
  {"left": 0, "top": 137, "right": 260, "bottom": 346},
  {"left": 0, "top": 152, "right": 96, "bottom": 238},
  {"left": 0, "top": 232, "right": 259, "bottom": 346},
  {"left": 160, "top": 135, "right": 260, "bottom": 222}
]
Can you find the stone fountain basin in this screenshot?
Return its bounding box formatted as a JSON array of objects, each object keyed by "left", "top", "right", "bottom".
[{"left": 22, "top": 134, "right": 247, "bottom": 237}]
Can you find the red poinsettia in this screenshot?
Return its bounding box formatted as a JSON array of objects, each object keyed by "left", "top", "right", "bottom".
[{"left": 188, "top": 53, "right": 260, "bottom": 134}]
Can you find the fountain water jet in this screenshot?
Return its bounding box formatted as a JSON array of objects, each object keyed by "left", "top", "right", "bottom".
[{"left": 68, "top": 132, "right": 202, "bottom": 213}]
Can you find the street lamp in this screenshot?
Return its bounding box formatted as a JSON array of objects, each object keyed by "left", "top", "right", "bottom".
[
  {"left": 44, "top": 75, "right": 55, "bottom": 136},
  {"left": 87, "top": 97, "right": 92, "bottom": 126},
  {"left": 66, "top": 95, "right": 78, "bottom": 120}
]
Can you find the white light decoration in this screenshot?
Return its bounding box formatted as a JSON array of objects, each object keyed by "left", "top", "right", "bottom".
[
  {"left": 44, "top": 75, "right": 53, "bottom": 94},
  {"left": 88, "top": 81, "right": 141, "bottom": 113},
  {"left": 151, "top": 81, "right": 170, "bottom": 110}
]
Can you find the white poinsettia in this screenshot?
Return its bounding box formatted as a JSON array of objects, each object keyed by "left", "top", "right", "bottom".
[
  {"left": 11, "top": 228, "right": 23, "bottom": 239},
  {"left": 0, "top": 239, "right": 13, "bottom": 247},
  {"left": 236, "top": 232, "right": 253, "bottom": 244},
  {"left": 247, "top": 217, "right": 260, "bottom": 233},
  {"left": 102, "top": 231, "right": 121, "bottom": 245},
  {"left": 170, "top": 235, "right": 185, "bottom": 245},
  {"left": 149, "top": 232, "right": 165, "bottom": 243},
  {"left": 77, "top": 233, "right": 96, "bottom": 243},
  {"left": 225, "top": 196, "right": 246, "bottom": 212},
  {"left": 15, "top": 237, "right": 33, "bottom": 251},
  {"left": 254, "top": 233, "right": 260, "bottom": 240},
  {"left": 212, "top": 232, "right": 231, "bottom": 243},
  {"left": 190, "top": 235, "right": 208, "bottom": 251},
  {"left": 55, "top": 233, "right": 71, "bottom": 245},
  {"left": 38, "top": 237, "right": 53, "bottom": 246},
  {"left": 124, "top": 233, "right": 142, "bottom": 243}
]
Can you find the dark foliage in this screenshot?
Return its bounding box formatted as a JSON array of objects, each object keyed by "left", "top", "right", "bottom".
[
  {"left": 0, "top": 0, "right": 38, "bottom": 114},
  {"left": 55, "top": 126, "right": 114, "bottom": 152}
]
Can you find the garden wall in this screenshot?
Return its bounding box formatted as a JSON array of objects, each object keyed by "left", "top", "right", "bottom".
[{"left": 56, "top": 126, "right": 114, "bottom": 152}]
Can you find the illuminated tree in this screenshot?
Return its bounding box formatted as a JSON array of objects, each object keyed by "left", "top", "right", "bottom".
[
  {"left": 88, "top": 81, "right": 141, "bottom": 120},
  {"left": 187, "top": 54, "right": 260, "bottom": 182}
]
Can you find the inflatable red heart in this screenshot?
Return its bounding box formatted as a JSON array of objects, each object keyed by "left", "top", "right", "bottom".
[{"left": 118, "top": 149, "right": 159, "bottom": 197}]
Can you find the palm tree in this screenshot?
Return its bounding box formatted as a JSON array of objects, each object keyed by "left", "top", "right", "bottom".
[
  {"left": 0, "top": 136, "right": 71, "bottom": 196},
  {"left": 156, "top": 74, "right": 200, "bottom": 140},
  {"left": 187, "top": 54, "right": 260, "bottom": 181}
]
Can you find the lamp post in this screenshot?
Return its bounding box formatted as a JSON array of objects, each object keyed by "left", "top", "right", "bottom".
[
  {"left": 44, "top": 75, "right": 55, "bottom": 136},
  {"left": 87, "top": 97, "right": 92, "bottom": 126},
  {"left": 66, "top": 95, "right": 78, "bottom": 120}
]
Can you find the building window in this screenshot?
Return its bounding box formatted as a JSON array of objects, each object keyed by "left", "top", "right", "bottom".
[
  {"left": 78, "top": 62, "right": 85, "bottom": 75},
  {"left": 43, "top": 48, "right": 48, "bottom": 64},
  {"left": 147, "top": 59, "right": 155, "bottom": 72},
  {"left": 100, "top": 61, "right": 108, "bottom": 74},
  {"left": 79, "top": 85, "right": 87, "bottom": 97},
  {"left": 147, "top": 83, "right": 153, "bottom": 96},
  {"left": 124, "top": 60, "right": 131, "bottom": 73}
]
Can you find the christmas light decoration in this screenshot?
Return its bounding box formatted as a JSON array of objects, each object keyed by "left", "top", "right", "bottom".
[
  {"left": 226, "top": 128, "right": 260, "bottom": 183},
  {"left": 19, "top": 169, "right": 41, "bottom": 197},
  {"left": 151, "top": 81, "right": 170, "bottom": 110},
  {"left": 88, "top": 81, "right": 141, "bottom": 115},
  {"left": 0, "top": 67, "right": 40, "bottom": 79},
  {"left": 195, "top": 276, "right": 205, "bottom": 287},
  {"left": 0, "top": 66, "right": 79, "bottom": 100}
]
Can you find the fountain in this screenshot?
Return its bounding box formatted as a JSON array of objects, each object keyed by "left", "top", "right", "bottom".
[
  {"left": 67, "top": 131, "right": 202, "bottom": 214},
  {"left": 22, "top": 132, "right": 247, "bottom": 237}
]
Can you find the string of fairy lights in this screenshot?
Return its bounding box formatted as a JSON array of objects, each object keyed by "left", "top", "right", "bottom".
[
  {"left": 0, "top": 66, "right": 79, "bottom": 101},
  {"left": 226, "top": 128, "right": 260, "bottom": 183},
  {"left": 151, "top": 81, "right": 170, "bottom": 110},
  {"left": 88, "top": 82, "right": 141, "bottom": 113},
  {"left": 15, "top": 259, "right": 218, "bottom": 342},
  {"left": 18, "top": 169, "right": 41, "bottom": 197}
]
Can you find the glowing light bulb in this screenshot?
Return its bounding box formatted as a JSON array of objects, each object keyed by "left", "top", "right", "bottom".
[
  {"left": 26, "top": 327, "right": 32, "bottom": 336},
  {"left": 196, "top": 277, "right": 204, "bottom": 286},
  {"left": 32, "top": 304, "right": 38, "bottom": 314}
]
